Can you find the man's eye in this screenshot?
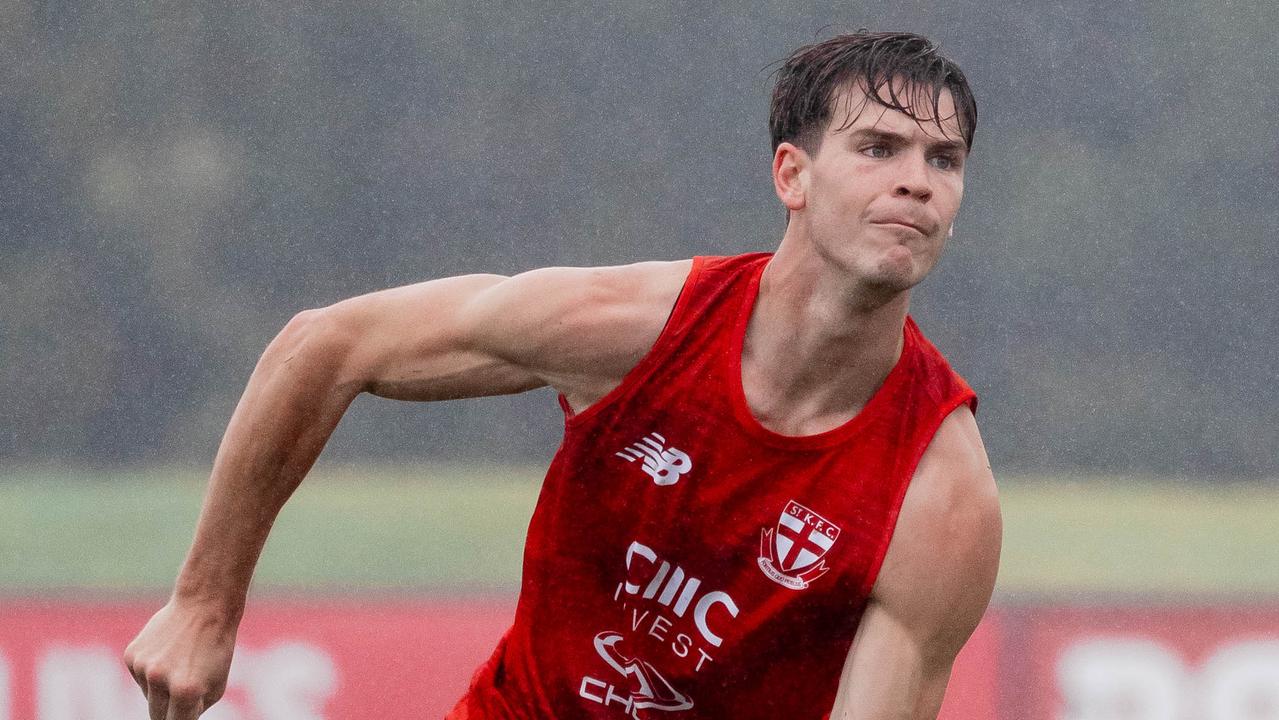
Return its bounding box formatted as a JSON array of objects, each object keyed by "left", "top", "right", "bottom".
[
  {"left": 930, "top": 155, "right": 958, "bottom": 170},
  {"left": 863, "top": 145, "right": 891, "bottom": 159}
]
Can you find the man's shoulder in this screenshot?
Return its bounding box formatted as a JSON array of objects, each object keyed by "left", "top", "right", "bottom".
[
  {"left": 576, "top": 258, "right": 695, "bottom": 306},
  {"left": 920, "top": 407, "right": 997, "bottom": 530},
  {"left": 467, "top": 258, "right": 696, "bottom": 403},
  {"left": 862, "top": 403, "right": 1000, "bottom": 661},
  {"left": 489, "top": 258, "right": 693, "bottom": 312},
  {"left": 871, "top": 404, "right": 1000, "bottom": 607},
  {"left": 480, "top": 259, "right": 694, "bottom": 348}
]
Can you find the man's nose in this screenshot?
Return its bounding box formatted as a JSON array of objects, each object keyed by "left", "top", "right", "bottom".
[{"left": 893, "top": 158, "right": 933, "bottom": 201}]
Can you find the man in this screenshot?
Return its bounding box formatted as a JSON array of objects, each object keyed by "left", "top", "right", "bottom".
[{"left": 125, "top": 30, "right": 1000, "bottom": 720}]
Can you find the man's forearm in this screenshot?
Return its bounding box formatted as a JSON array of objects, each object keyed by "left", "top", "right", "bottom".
[{"left": 171, "top": 310, "right": 360, "bottom": 615}]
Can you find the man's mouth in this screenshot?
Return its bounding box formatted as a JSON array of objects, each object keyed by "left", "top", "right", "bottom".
[{"left": 872, "top": 219, "right": 927, "bottom": 234}]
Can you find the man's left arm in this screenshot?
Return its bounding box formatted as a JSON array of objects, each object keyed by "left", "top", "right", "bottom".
[{"left": 828, "top": 405, "right": 1002, "bottom": 720}]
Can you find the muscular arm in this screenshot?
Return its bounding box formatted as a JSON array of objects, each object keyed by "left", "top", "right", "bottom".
[
  {"left": 124, "top": 260, "right": 690, "bottom": 719},
  {"left": 176, "top": 264, "right": 686, "bottom": 613},
  {"left": 828, "top": 405, "right": 1002, "bottom": 719}
]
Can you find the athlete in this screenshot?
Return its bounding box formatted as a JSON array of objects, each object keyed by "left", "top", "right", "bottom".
[{"left": 124, "top": 30, "right": 1001, "bottom": 720}]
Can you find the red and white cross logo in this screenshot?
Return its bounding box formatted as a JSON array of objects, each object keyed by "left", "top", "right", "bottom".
[
  {"left": 775, "top": 501, "right": 840, "bottom": 572},
  {"left": 757, "top": 500, "right": 842, "bottom": 590}
]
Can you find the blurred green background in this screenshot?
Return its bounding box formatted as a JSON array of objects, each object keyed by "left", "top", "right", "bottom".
[{"left": 4, "top": 467, "right": 1275, "bottom": 598}]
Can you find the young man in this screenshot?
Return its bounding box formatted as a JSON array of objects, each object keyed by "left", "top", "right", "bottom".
[{"left": 125, "top": 30, "right": 1000, "bottom": 720}]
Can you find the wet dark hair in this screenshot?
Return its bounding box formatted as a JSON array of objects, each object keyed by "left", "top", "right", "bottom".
[{"left": 769, "top": 30, "right": 977, "bottom": 155}]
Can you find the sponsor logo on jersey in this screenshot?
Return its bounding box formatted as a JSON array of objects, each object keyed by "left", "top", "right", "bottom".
[
  {"left": 601, "top": 540, "right": 737, "bottom": 680},
  {"left": 757, "top": 500, "right": 841, "bottom": 590},
  {"left": 615, "top": 432, "right": 692, "bottom": 486},
  {"left": 616, "top": 541, "right": 739, "bottom": 650},
  {"left": 579, "top": 631, "right": 694, "bottom": 719}
]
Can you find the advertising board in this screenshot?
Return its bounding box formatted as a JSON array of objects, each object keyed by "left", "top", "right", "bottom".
[
  {"left": 4, "top": 600, "right": 1276, "bottom": 719},
  {"left": 0, "top": 599, "right": 512, "bottom": 720},
  {"left": 1017, "top": 605, "right": 1279, "bottom": 720}
]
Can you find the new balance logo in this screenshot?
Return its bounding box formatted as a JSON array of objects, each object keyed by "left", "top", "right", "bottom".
[{"left": 615, "top": 433, "right": 692, "bottom": 486}]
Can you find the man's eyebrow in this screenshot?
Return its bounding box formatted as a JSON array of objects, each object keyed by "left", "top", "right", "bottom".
[{"left": 848, "top": 128, "right": 968, "bottom": 155}]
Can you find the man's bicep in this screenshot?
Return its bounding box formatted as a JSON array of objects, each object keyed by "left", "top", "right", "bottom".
[
  {"left": 882, "top": 407, "right": 1000, "bottom": 658},
  {"left": 318, "top": 273, "right": 547, "bottom": 402},
  {"left": 321, "top": 262, "right": 686, "bottom": 403}
]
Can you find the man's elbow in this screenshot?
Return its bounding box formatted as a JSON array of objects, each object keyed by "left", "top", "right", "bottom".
[
  {"left": 277, "top": 306, "right": 340, "bottom": 343},
  {"left": 262, "top": 307, "right": 363, "bottom": 391}
]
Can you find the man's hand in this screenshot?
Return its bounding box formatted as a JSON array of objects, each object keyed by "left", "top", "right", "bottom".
[{"left": 123, "top": 597, "right": 238, "bottom": 720}]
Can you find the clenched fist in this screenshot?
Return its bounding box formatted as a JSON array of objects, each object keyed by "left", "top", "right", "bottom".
[{"left": 123, "top": 597, "right": 240, "bottom": 720}]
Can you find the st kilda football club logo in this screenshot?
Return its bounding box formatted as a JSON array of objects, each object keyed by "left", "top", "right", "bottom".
[{"left": 758, "top": 500, "right": 841, "bottom": 590}]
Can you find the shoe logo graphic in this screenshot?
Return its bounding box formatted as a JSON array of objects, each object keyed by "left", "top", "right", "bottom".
[
  {"left": 758, "top": 500, "right": 841, "bottom": 590},
  {"left": 615, "top": 432, "right": 692, "bottom": 486},
  {"left": 590, "top": 631, "right": 693, "bottom": 717}
]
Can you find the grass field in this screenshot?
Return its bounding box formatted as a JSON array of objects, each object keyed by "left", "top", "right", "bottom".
[{"left": 2, "top": 465, "right": 1276, "bottom": 598}]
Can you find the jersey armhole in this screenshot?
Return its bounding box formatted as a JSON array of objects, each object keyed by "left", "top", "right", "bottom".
[
  {"left": 557, "top": 256, "right": 708, "bottom": 426},
  {"left": 855, "top": 389, "right": 979, "bottom": 600}
]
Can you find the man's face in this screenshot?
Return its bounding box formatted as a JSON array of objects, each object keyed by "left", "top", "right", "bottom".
[{"left": 781, "top": 82, "right": 968, "bottom": 296}]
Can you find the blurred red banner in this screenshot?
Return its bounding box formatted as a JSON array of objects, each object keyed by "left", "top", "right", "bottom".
[
  {"left": 2, "top": 599, "right": 1275, "bottom": 719},
  {"left": 0, "top": 598, "right": 513, "bottom": 720},
  {"left": 938, "top": 613, "right": 1000, "bottom": 720},
  {"left": 1016, "top": 605, "right": 1279, "bottom": 720}
]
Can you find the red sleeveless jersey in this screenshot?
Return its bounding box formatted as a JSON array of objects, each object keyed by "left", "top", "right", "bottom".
[{"left": 450, "top": 253, "right": 976, "bottom": 720}]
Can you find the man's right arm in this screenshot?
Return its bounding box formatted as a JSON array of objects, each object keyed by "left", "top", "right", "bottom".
[{"left": 122, "top": 261, "right": 691, "bottom": 720}]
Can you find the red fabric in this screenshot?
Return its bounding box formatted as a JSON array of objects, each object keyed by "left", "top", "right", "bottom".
[{"left": 453, "top": 253, "right": 976, "bottom": 719}]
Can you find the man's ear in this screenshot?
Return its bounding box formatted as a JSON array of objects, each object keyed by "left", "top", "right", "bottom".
[{"left": 772, "top": 141, "right": 808, "bottom": 213}]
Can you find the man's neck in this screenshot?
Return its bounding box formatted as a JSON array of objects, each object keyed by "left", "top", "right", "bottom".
[{"left": 741, "top": 242, "right": 909, "bottom": 436}]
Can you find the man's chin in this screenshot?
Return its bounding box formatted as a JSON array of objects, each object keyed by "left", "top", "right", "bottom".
[
  {"left": 861, "top": 257, "right": 928, "bottom": 299},
  {"left": 864, "top": 273, "right": 917, "bottom": 297},
  {"left": 820, "top": 248, "right": 925, "bottom": 298},
  {"left": 872, "top": 252, "right": 923, "bottom": 287}
]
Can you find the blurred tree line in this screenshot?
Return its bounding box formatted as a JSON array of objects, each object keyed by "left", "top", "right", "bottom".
[{"left": 2, "top": 1, "right": 1276, "bottom": 476}]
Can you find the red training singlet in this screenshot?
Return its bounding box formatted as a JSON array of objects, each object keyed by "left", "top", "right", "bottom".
[{"left": 449, "top": 253, "right": 976, "bottom": 719}]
